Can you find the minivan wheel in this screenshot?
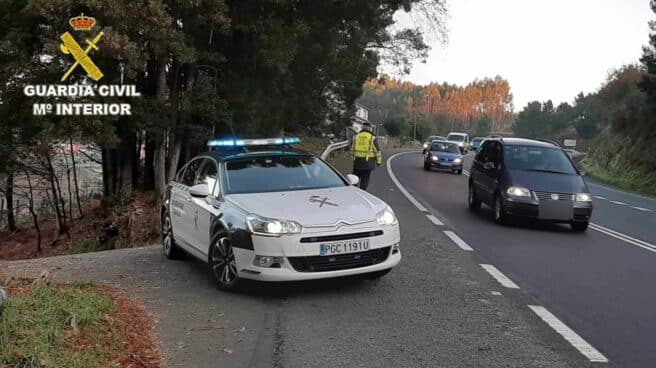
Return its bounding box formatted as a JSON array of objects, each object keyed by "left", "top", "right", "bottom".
[
  {"left": 162, "top": 212, "right": 183, "bottom": 259},
  {"left": 493, "top": 195, "right": 507, "bottom": 224},
  {"left": 468, "top": 183, "right": 481, "bottom": 211},
  {"left": 209, "top": 231, "right": 241, "bottom": 291},
  {"left": 571, "top": 221, "right": 589, "bottom": 232}
]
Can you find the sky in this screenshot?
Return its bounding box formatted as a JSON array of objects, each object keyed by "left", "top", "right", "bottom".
[{"left": 394, "top": 0, "right": 653, "bottom": 110}]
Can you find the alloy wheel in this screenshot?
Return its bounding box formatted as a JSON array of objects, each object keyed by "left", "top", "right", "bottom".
[
  {"left": 162, "top": 215, "right": 172, "bottom": 255},
  {"left": 211, "top": 235, "right": 238, "bottom": 285}
]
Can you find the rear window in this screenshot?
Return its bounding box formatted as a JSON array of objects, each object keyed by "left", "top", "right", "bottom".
[
  {"left": 222, "top": 155, "right": 346, "bottom": 194},
  {"left": 447, "top": 134, "right": 465, "bottom": 142}
]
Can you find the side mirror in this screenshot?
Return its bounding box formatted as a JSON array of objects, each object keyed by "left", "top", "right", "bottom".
[
  {"left": 189, "top": 184, "right": 209, "bottom": 198},
  {"left": 346, "top": 174, "right": 360, "bottom": 186},
  {"left": 483, "top": 162, "right": 495, "bottom": 170}
]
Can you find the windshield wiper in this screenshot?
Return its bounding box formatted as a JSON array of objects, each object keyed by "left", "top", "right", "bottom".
[{"left": 522, "top": 168, "right": 570, "bottom": 175}]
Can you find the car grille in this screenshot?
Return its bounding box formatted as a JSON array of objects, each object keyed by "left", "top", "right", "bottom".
[
  {"left": 299, "top": 230, "right": 383, "bottom": 243},
  {"left": 534, "top": 191, "right": 574, "bottom": 201},
  {"left": 288, "top": 247, "right": 391, "bottom": 272}
]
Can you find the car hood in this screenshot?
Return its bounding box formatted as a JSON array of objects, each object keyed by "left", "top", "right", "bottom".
[
  {"left": 507, "top": 169, "right": 588, "bottom": 193},
  {"left": 226, "top": 186, "right": 387, "bottom": 226},
  {"left": 446, "top": 140, "right": 465, "bottom": 146}
]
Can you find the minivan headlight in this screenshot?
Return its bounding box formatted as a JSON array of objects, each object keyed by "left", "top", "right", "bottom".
[
  {"left": 453, "top": 158, "right": 462, "bottom": 164},
  {"left": 575, "top": 193, "right": 592, "bottom": 202},
  {"left": 376, "top": 207, "right": 397, "bottom": 226},
  {"left": 423, "top": 143, "right": 428, "bottom": 148},
  {"left": 246, "top": 214, "right": 302, "bottom": 236},
  {"left": 507, "top": 186, "right": 531, "bottom": 198}
]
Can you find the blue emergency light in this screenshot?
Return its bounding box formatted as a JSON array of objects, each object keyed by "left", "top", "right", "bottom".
[{"left": 208, "top": 137, "right": 301, "bottom": 148}]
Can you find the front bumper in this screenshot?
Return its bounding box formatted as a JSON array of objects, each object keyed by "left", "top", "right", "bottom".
[
  {"left": 503, "top": 196, "right": 592, "bottom": 222},
  {"left": 233, "top": 223, "right": 401, "bottom": 281},
  {"left": 427, "top": 159, "right": 463, "bottom": 170}
]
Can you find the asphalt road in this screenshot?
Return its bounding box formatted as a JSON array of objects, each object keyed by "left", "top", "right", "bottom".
[
  {"left": 390, "top": 150, "right": 656, "bottom": 368},
  {"left": 1, "top": 150, "right": 602, "bottom": 368}
]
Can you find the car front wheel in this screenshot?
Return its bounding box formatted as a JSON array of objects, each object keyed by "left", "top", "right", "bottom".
[
  {"left": 468, "top": 183, "right": 481, "bottom": 211},
  {"left": 493, "top": 195, "right": 507, "bottom": 224},
  {"left": 162, "top": 211, "right": 183, "bottom": 259},
  {"left": 209, "top": 231, "right": 241, "bottom": 291},
  {"left": 423, "top": 161, "right": 431, "bottom": 171}
]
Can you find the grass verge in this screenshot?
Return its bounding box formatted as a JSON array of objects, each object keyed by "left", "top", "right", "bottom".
[
  {"left": 581, "top": 158, "right": 656, "bottom": 197},
  {"left": 0, "top": 279, "right": 162, "bottom": 368}
]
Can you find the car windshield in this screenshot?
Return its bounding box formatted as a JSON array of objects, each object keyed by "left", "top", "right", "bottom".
[
  {"left": 447, "top": 134, "right": 465, "bottom": 142},
  {"left": 504, "top": 146, "right": 578, "bottom": 175},
  {"left": 472, "top": 138, "right": 483, "bottom": 144},
  {"left": 222, "top": 155, "right": 346, "bottom": 194},
  {"left": 431, "top": 142, "right": 460, "bottom": 153},
  {"left": 425, "top": 136, "right": 443, "bottom": 143}
]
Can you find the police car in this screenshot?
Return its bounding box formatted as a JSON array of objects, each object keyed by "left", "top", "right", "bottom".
[{"left": 161, "top": 137, "right": 401, "bottom": 290}]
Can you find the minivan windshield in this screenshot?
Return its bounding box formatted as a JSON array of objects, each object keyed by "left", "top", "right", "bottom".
[
  {"left": 504, "top": 145, "right": 578, "bottom": 175},
  {"left": 223, "top": 155, "right": 346, "bottom": 194},
  {"left": 447, "top": 134, "right": 466, "bottom": 142}
]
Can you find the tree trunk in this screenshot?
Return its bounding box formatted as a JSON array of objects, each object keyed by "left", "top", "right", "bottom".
[
  {"left": 69, "top": 137, "right": 83, "bottom": 218},
  {"left": 153, "top": 58, "right": 169, "bottom": 197},
  {"left": 5, "top": 171, "right": 16, "bottom": 232},
  {"left": 23, "top": 168, "right": 41, "bottom": 252}
]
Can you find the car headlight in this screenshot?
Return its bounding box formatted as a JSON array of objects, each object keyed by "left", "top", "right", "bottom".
[
  {"left": 575, "top": 193, "right": 592, "bottom": 202},
  {"left": 423, "top": 143, "right": 428, "bottom": 148},
  {"left": 453, "top": 158, "right": 462, "bottom": 164},
  {"left": 431, "top": 155, "right": 439, "bottom": 161},
  {"left": 246, "top": 214, "right": 302, "bottom": 236},
  {"left": 376, "top": 207, "right": 397, "bottom": 226},
  {"left": 458, "top": 142, "right": 464, "bottom": 147},
  {"left": 506, "top": 186, "right": 531, "bottom": 198}
]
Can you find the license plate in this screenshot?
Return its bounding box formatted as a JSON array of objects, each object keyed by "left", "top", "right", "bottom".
[
  {"left": 440, "top": 162, "right": 452, "bottom": 166},
  {"left": 320, "top": 239, "right": 370, "bottom": 256}
]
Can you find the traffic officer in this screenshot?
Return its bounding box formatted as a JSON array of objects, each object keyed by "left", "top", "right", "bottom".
[{"left": 351, "top": 122, "right": 382, "bottom": 191}]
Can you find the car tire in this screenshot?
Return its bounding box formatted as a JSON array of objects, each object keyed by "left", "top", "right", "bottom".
[
  {"left": 209, "top": 230, "right": 241, "bottom": 291},
  {"left": 363, "top": 268, "right": 391, "bottom": 279},
  {"left": 571, "top": 221, "right": 589, "bottom": 232},
  {"left": 468, "top": 183, "right": 481, "bottom": 211},
  {"left": 455, "top": 169, "right": 463, "bottom": 175},
  {"left": 162, "top": 211, "right": 183, "bottom": 259},
  {"left": 493, "top": 195, "right": 507, "bottom": 224},
  {"left": 423, "top": 161, "right": 430, "bottom": 171}
]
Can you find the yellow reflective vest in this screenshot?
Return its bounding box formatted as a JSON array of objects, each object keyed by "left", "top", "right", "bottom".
[{"left": 352, "top": 131, "right": 382, "bottom": 167}]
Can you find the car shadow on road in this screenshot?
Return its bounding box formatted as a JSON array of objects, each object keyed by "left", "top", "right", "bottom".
[
  {"left": 470, "top": 206, "right": 581, "bottom": 235},
  {"left": 177, "top": 256, "right": 380, "bottom": 299}
]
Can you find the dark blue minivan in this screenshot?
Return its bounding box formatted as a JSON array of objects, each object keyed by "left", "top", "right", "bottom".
[{"left": 467, "top": 138, "right": 592, "bottom": 232}]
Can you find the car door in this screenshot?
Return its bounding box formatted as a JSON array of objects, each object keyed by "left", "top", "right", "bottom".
[
  {"left": 188, "top": 158, "right": 220, "bottom": 255},
  {"left": 173, "top": 157, "right": 204, "bottom": 247},
  {"left": 472, "top": 141, "right": 498, "bottom": 203}
]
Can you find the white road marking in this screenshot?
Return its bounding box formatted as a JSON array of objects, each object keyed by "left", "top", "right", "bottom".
[
  {"left": 593, "top": 195, "right": 607, "bottom": 200},
  {"left": 387, "top": 152, "right": 428, "bottom": 212},
  {"left": 609, "top": 200, "right": 627, "bottom": 206},
  {"left": 632, "top": 206, "right": 652, "bottom": 212},
  {"left": 426, "top": 214, "right": 444, "bottom": 226},
  {"left": 463, "top": 169, "right": 470, "bottom": 177},
  {"left": 590, "top": 223, "right": 656, "bottom": 254},
  {"left": 444, "top": 231, "right": 474, "bottom": 251},
  {"left": 480, "top": 264, "right": 520, "bottom": 289},
  {"left": 528, "top": 305, "right": 608, "bottom": 363}
]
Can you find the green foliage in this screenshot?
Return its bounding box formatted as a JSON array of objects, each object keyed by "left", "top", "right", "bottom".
[{"left": 0, "top": 284, "right": 116, "bottom": 368}]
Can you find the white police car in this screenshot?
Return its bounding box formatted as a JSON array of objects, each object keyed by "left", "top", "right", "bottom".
[{"left": 161, "top": 137, "right": 401, "bottom": 290}]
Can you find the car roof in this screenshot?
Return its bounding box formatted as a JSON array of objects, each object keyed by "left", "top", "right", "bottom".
[
  {"left": 490, "top": 137, "right": 561, "bottom": 148},
  {"left": 447, "top": 132, "right": 467, "bottom": 135},
  {"left": 201, "top": 147, "right": 314, "bottom": 162}
]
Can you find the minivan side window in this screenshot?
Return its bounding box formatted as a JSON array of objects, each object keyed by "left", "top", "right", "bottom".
[{"left": 476, "top": 141, "right": 492, "bottom": 162}]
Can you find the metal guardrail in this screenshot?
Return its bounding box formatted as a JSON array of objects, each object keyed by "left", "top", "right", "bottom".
[{"left": 320, "top": 140, "right": 350, "bottom": 160}]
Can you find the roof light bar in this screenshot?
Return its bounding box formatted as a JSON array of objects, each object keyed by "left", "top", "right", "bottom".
[{"left": 208, "top": 137, "right": 301, "bottom": 148}]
